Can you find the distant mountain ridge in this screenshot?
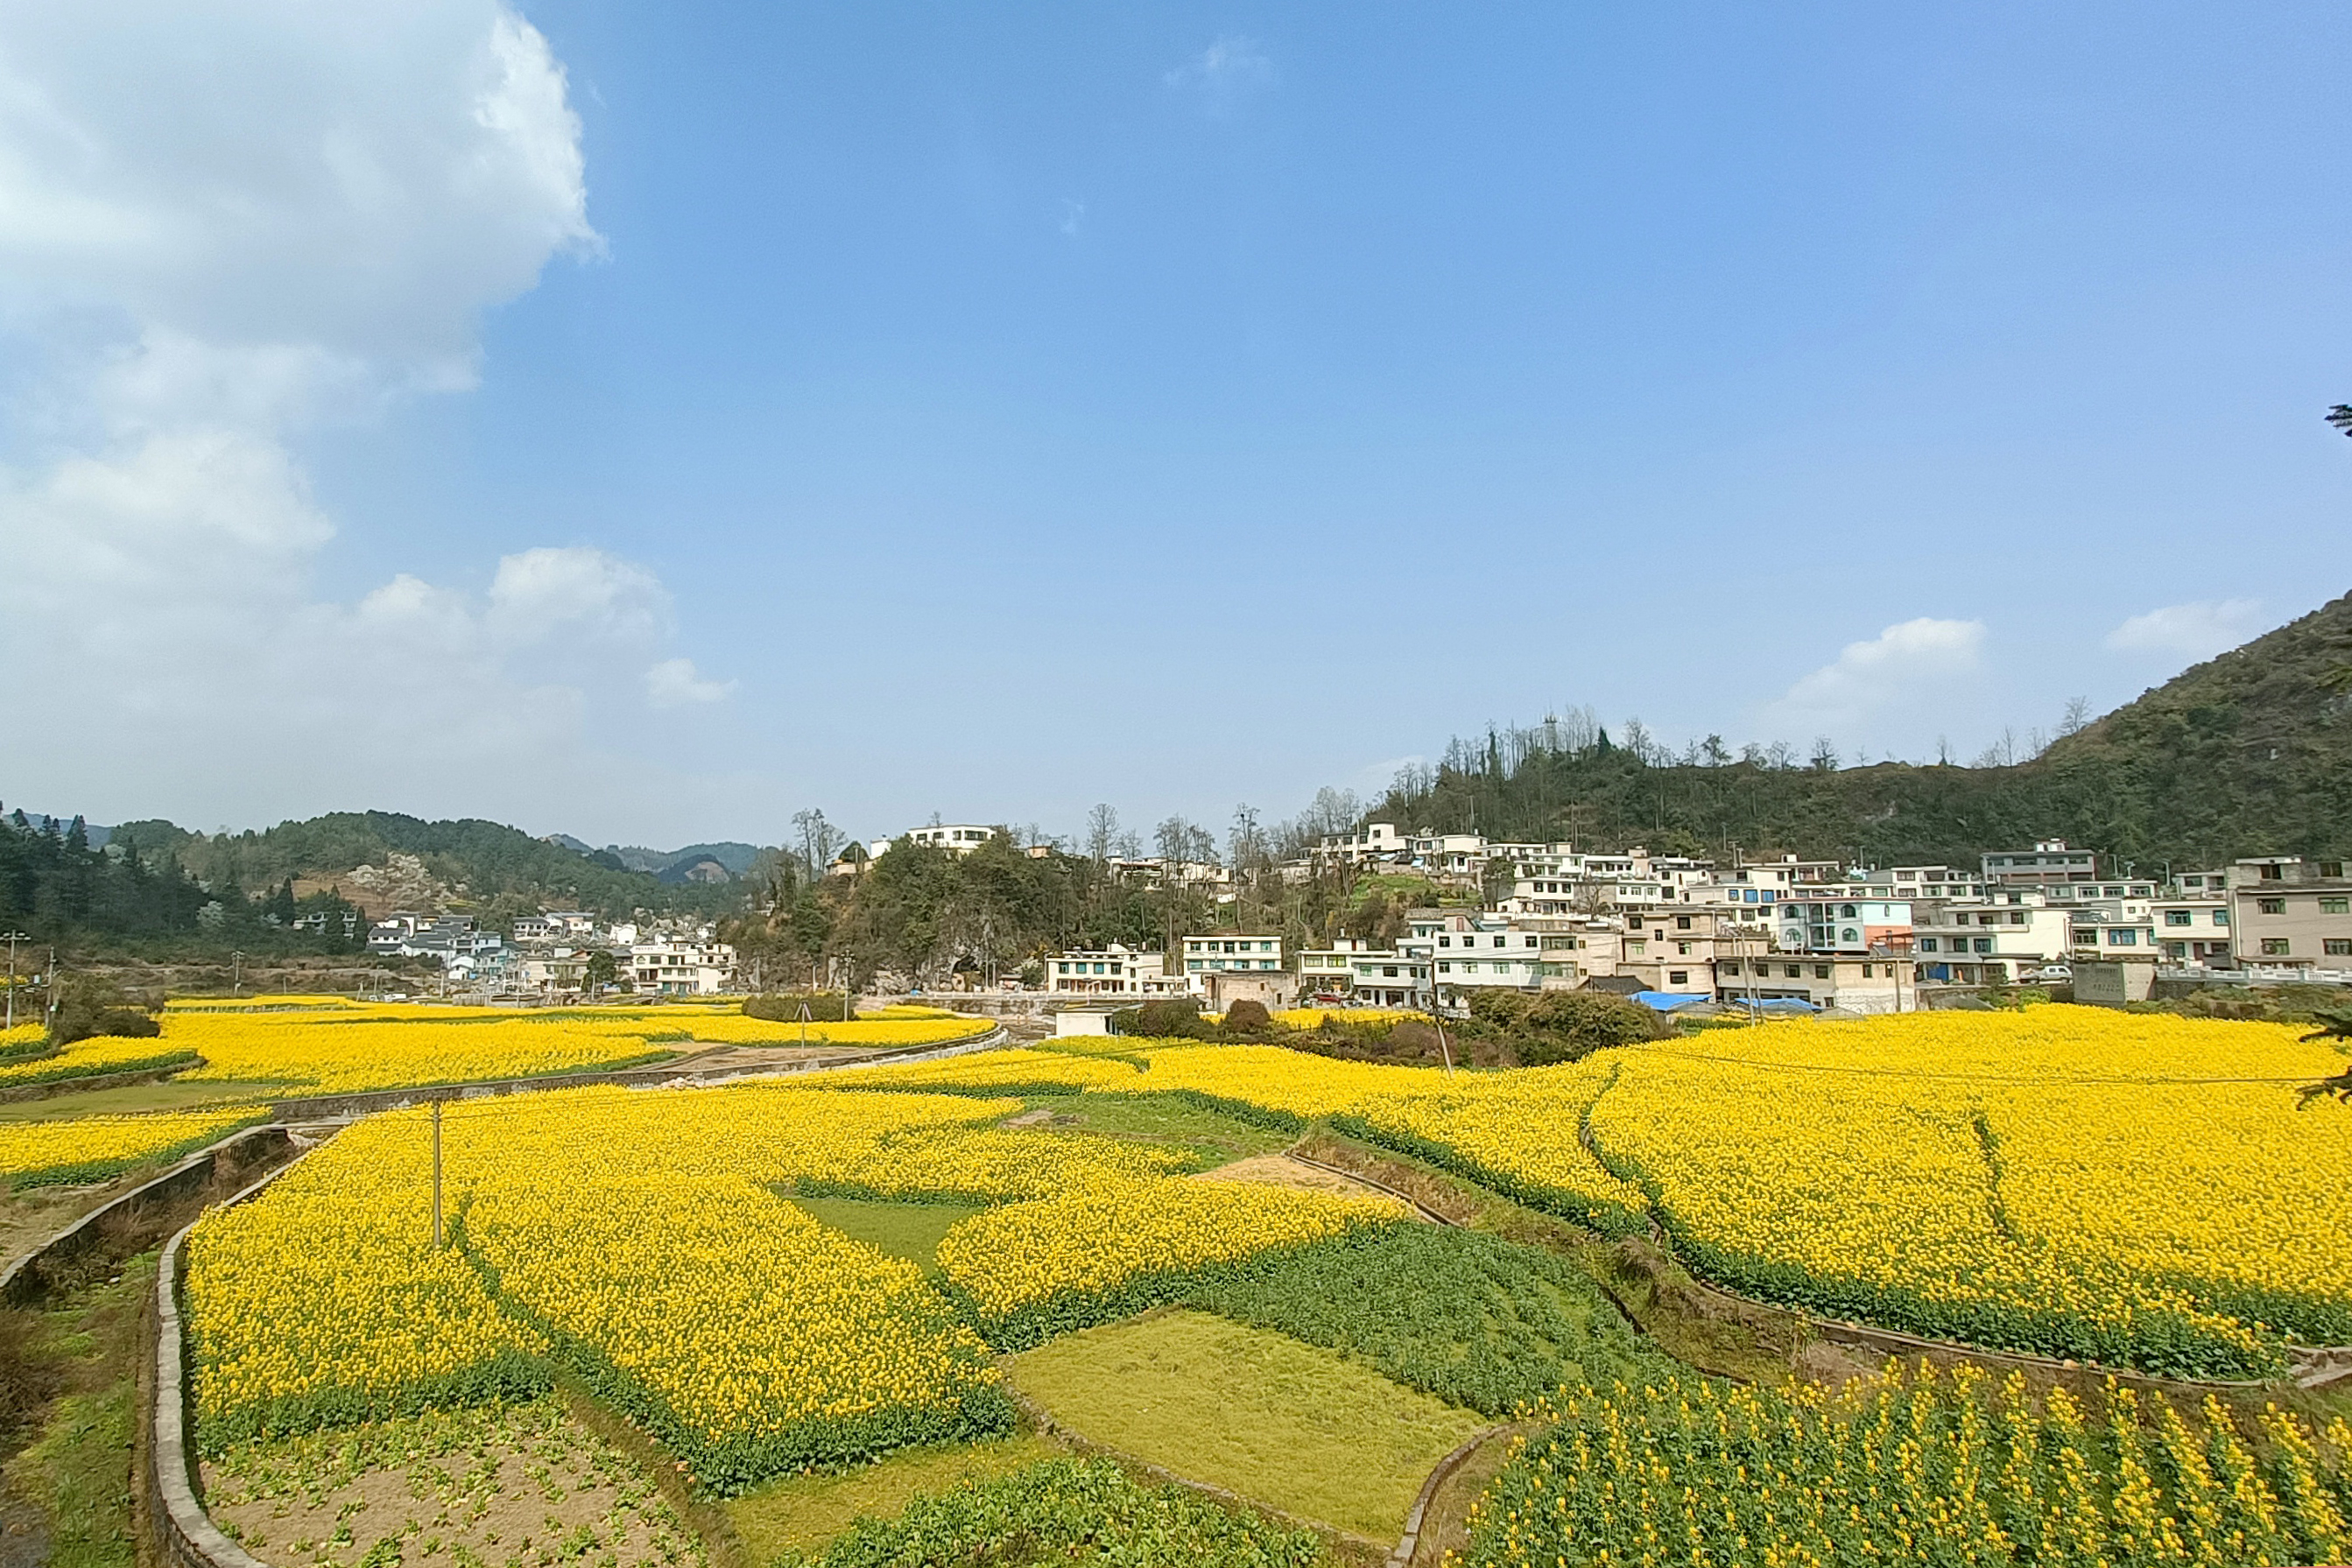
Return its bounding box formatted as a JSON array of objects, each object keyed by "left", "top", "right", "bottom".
[{"left": 540, "top": 835, "right": 763, "bottom": 882}]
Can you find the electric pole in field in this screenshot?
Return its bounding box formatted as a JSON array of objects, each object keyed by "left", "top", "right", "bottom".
[{"left": 2, "top": 932, "right": 25, "bottom": 1032}]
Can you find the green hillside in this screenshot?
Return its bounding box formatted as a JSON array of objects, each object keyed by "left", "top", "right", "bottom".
[{"left": 1377, "top": 590, "right": 2352, "bottom": 869}]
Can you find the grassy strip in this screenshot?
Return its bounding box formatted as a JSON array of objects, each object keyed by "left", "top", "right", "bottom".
[
  {"left": 949, "top": 1222, "right": 1409, "bottom": 1354},
  {"left": 774, "top": 1456, "right": 1323, "bottom": 1568},
  {"left": 451, "top": 1214, "right": 1014, "bottom": 1496}
]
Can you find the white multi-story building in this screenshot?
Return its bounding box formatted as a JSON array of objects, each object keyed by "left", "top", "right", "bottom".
[
  {"left": 1982, "top": 840, "right": 2099, "bottom": 887},
  {"left": 2151, "top": 890, "right": 2232, "bottom": 965},
  {"left": 1298, "top": 938, "right": 1432, "bottom": 1008},
  {"left": 901, "top": 825, "right": 1000, "bottom": 856},
  {"left": 629, "top": 939, "right": 737, "bottom": 995},
  {"left": 1041, "top": 945, "right": 1181, "bottom": 995},
  {"left": 2068, "top": 894, "right": 2158, "bottom": 961},
  {"left": 1180, "top": 935, "right": 1285, "bottom": 988},
  {"left": 1909, "top": 893, "right": 2070, "bottom": 984},
  {"left": 1775, "top": 897, "right": 1913, "bottom": 954}
]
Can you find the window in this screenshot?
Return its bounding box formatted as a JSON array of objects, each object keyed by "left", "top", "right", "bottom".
[
  {"left": 1722, "top": 960, "right": 1741, "bottom": 975},
  {"left": 2262, "top": 939, "right": 2291, "bottom": 956},
  {"left": 1785, "top": 965, "right": 1801, "bottom": 979},
  {"left": 2164, "top": 941, "right": 2186, "bottom": 958},
  {"left": 2108, "top": 930, "right": 2137, "bottom": 946},
  {"left": 1920, "top": 938, "right": 1940, "bottom": 953},
  {"left": 2010, "top": 912, "right": 2027, "bottom": 925},
  {"left": 1677, "top": 941, "right": 1692, "bottom": 955},
  {"left": 1676, "top": 915, "right": 1693, "bottom": 930},
  {"left": 1860, "top": 964, "right": 1874, "bottom": 979},
  {"left": 1437, "top": 961, "right": 1450, "bottom": 974},
  {"left": 1382, "top": 966, "right": 1398, "bottom": 978},
  {"left": 1973, "top": 939, "right": 1993, "bottom": 953},
  {"left": 2322, "top": 862, "right": 2345, "bottom": 879},
  {"left": 2166, "top": 911, "right": 2193, "bottom": 926},
  {"left": 2259, "top": 898, "right": 2286, "bottom": 915},
  {"left": 2261, "top": 863, "right": 2283, "bottom": 881},
  {"left": 2322, "top": 897, "right": 2350, "bottom": 915},
  {"left": 1438, "top": 936, "right": 1450, "bottom": 947},
  {"left": 1813, "top": 964, "right": 1831, "bottom": 979},
  {"left": 1462, "top": 962, "right": 1480, "bottom": 974},
  {"left": 1668, "top": 970, "right": 1688, "bottom": 986},
  {"left": 2327, "top": 939, "right": 2352, "bottom": 957},
  {"left": 2215, "top": 910, "right": 2230, "bottom": 925}
]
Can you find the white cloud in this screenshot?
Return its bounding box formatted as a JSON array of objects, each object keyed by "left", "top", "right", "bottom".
[
  {"left": 1058, "top": 198, "right": 1085, "bottom": 238},
  {"left": 488, "top": 545, "right": 669, "bottom": 646},
  {"left": 1759, "top": 618, "right": 1987, "bottom": 738},
  {"left": 2102, "top": 599, "right": 2264, "bottom": 661},
  {"left": 1164, "top": 36, "right": 1273, "bottom": 112},
  {"left": 0, "top": 1, "right": 730, "bottom": 829},
  {"left": 644, "top": 657, "right": 735, "bottom": 709}
]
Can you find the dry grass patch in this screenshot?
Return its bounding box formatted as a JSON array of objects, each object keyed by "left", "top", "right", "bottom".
[{"left": 1008, "top": 1309, "right": 1485, "bottom": 1543}]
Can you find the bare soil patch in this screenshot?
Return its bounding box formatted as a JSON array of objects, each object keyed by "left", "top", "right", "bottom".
[
  {"left": 1192, "top": 1152, "right": 1427, "bottom": 1212},
  {"left": 201, "top": 1398, "right": 703, "bottom": 1568}
]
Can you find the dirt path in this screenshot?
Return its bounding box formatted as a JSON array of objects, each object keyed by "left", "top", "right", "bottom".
[{"left": 1190, "top": 1153, "right": 1426, "bottom": 1213}]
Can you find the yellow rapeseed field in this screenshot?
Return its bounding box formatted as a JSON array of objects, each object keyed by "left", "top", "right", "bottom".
[
  {"left": 0, "top": 1030, "right": 195, "bottom": 1085},
  {"left": 187, "top": 1078, "right": 1383, "bottom": 1488},
  {"left": 151, "top": 1000, "right": 989, "bottom": 1096},
  {"left": 864, "top": 1009, "right": 2352, "bottom": 1375},
  {"left": 0, "top": 1108, "right": 259, "bottom": 1187},
  {"left": 0, "top": 1022, "right": 49, "bottom": 1050}
]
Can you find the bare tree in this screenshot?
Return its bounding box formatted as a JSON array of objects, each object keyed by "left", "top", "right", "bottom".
[
  {"left": 1085, "top": 804, "right": 1120, "bottom": 866},
  {"left": 1937, "top": 735, "right": 1953, "bottom": 766},
  {"left": 791, "top": 808, "right": 841, "bottom": 882},
  {"left": 1809, "top": 737, "right": 1839, "bottom": 772},
  {"left": 1766, "top": 740, "right": 1797, "bottom": 770},
  {"left": 2059, "top": 695, "right": 2093, "bottom": 737}
]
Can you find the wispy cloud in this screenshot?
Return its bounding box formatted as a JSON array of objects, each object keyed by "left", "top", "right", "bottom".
[
  {"left": 1759, "top": 618, "right": 1987, "bottom": 738},
  {"left": 1164, "top": 35, "right": 1273, "bottom": 114},
  {"left": 2103, "top": 599, "right": 2264, "bottom": 661}
]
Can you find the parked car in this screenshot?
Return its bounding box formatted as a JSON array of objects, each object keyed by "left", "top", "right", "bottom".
[{"left": 2023, "top": 965, "right": 2072, "bottom": 983}]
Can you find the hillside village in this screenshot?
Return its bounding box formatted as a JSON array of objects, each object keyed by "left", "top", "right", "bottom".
[{"left": 375, "top": 817, "right": 2352, "bottom": 1016}]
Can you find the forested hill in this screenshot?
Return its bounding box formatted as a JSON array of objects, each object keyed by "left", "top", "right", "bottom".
[
  {"left": 1377, "top": 590, "right": 2352, "bottom": 869},
  {"left": 110, "top": 812, "right": 745, "bottom": 920}
]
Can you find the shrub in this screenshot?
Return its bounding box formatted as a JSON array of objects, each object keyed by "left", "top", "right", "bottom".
[
  {"left": 1116, "top": 999, "right": 1208, "bottom": 1038},
  {"left": 1468, "top": 989, "right": 1662, "bottom": 1065},
  {"left": 744, "top": 991, "right": 856, "bottom": 1023},
  {"left": 1222, "top": 1000, "right": 1271, "bottom": 1035},
  {"left": 46, "top": 975, "right": 162, "bottom": 1048}
]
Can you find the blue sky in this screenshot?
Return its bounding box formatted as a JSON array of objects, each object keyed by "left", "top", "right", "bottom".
[{"left": 4, "top": 3, "right": 2349, "bottom": 847}]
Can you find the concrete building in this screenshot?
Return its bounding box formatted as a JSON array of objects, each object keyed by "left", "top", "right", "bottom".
[
  {"left": 901, "top": 825, "right": 1000, "bottom": 855},
  {"left": 2151, "top": 891, "right": 2233, "bottom": 965},
  {"left": 1299, "top": 939, "right": 1433, "bottom": 1009},
  {"left": 1715, "top": 953, "right": 1913, "bottom": 1014},
  {"left": 1775, "top": 897, "right": 1912, "bottom": 954},
  {"left": 2068, "top": 894, "right": 2158, "bottom": 961},
  {"left": 1180, "top": 934, "right": 1285, "bottom": 982},
  {"left": 1041, "top": 945, "right": 1180, "bottom": 996},
  {"left": 629, "top": 939, "right": 737, "bottom": 995},
  {"left": 1908, "top": 893, "right": 2070, "bottom": 984},
  {"left": 1982, "top": 840, "right": 2099, "bottom": 887},
  {"left": 2229, "top": 856, "right": 2352, "bottom": 969}
]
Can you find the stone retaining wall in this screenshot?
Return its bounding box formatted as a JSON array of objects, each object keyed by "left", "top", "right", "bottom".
[{"left": 0, "top": 1125, "right": 293, "bottom": 1306}]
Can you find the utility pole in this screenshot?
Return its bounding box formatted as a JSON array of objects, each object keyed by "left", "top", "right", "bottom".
[
  {"left": 2, "top": 932, "right": 25, "bottom": 1031},
  {"left": 231, "top": 950, "right": 245, "bottom": 996},
  {"left": 432, "top": 1100, "right": 444, "bottom": 1249}
]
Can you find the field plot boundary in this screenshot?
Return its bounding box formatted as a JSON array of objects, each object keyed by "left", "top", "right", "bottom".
[
  {"left": 150, "top": 1143, "right": 320, "bottom": 1568},
  {"left": 263, "top": 1023, "right": 1009, "bottom": 1119},
  {"left": 0, "top": 1122, "right": 296, "bottom": 1304}
]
